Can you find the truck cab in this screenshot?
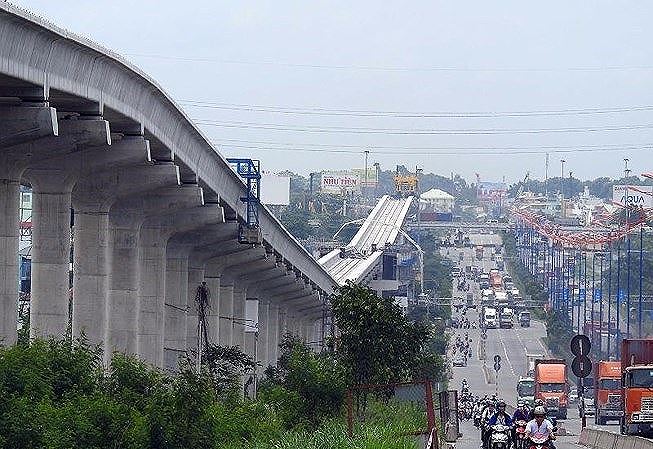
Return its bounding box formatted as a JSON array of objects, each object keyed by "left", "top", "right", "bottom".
[
  {"left": 595, "top": 360, "right": 623, "bottom": 425},
  {"left": 534, "top": 359, "right": 568, "bottom": 419},
  {"left": 484, "top": 308, "right": 498, "bottom": 329},
  {"left": 517, "top": 377, "right": 536, "bottom": 407},
  {"left": 621, "top": 339, "right": 653, "bottom": 435},
  {"left": 519, "top": 311, "right": 531, "bottom": 327}
]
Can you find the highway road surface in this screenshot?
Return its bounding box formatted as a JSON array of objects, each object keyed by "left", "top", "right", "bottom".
[{"left": 443, "top": 233, "right": 620, "bottom": 449}]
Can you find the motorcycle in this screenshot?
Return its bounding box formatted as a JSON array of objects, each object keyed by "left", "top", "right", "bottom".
[
  {"left": 527, "top": 435, "right": 551, "bottom": 449},
  {"left": 514, "top": 420, "right": 528, "bottom": 449},
  {"left": 489, "top": 424, "right": 511, "bottom": 449}
]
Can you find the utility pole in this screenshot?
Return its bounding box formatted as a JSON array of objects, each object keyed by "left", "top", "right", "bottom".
[
  {"left": 363, "top": 150, "right": 369, "bottom": 198},
  {"left": 560, "top": 159, "right": 566, "bottom": 217},
  {"left": 545, "top": 153, "right": 550, "bottom": 197}
]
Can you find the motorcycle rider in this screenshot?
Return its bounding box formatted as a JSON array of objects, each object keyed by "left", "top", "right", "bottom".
[
  {"left": 484, "top": 401, "right": 512, "bottom": 449},
  {"left": 512, "top": 401, "right": 529, "bottom": 422},
  {"left": 512, "top": 401, "right": 530, "bottom": 448},
  {"left": 480, "top": 401, "right": 496, "bottom": 448},
  {"left": 525, "top": 406, "right": 556, "bottom": 447}
]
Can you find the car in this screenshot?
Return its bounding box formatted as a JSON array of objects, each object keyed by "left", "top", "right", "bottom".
[
  {"left": 453, "top": 355, "right": 467, "bottom": 367},
  {"left": 569, "top": 387, "right": 578, "bottom": 404},
  {"left": 579, "top": 389, "right": 596, "bottom": 417}
]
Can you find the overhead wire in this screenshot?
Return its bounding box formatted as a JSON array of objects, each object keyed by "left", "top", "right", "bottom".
[
  {"left": 125, "top": 53, "right": 653, "bottom": 73},
  {"left": 195, "top": 119, "right": 653, "bottom": 135},
  {"left": 181, "top": 100, "right": 653, "bottom": 118},
  {"left": 213, "top": 141, "right": 653, "bottom": 156}
]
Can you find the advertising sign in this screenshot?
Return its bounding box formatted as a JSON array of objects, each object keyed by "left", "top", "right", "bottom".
[
  {"left": 352, "top": 167, "right": 379, "bottom": 187},
  {"left": 320, "top": 171, "right": 360, "bottom": 194},
  {"left": 477, "top": 181, "right": 507, "bottom": 202},
  {"left": 260, "top": 173, "right": 290, "bottom": 206},
  {"left": 612, "top": 185, "right": 653, "bottom": 208}
]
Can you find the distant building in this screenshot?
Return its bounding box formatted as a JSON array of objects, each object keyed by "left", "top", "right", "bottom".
[
  {"left": 420, "top": 188, "right": 454, "bottom": 211},
  {"left": 419, "top": 188, "right": 454, "bottom": 221}
]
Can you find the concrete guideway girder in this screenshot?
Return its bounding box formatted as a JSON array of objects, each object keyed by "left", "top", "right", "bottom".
[
  {"left": 137, "top": 204, "right": 224, "bottom": 366},
  {"left": 71, "top": 161, "right": 179, "bottom": 347},
  {"left": 0, "top": 104, "right": 58, "bottom": 148},
  {"left": 106, "top": 185, "right": 205, "bottom": 359}
]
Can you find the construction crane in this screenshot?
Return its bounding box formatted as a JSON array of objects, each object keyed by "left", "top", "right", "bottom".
[
  {"left": 393, "top": 166, "right": 418, "bottom": 197},
  {"left": 516, "top": 172, "right": 530, "bottom": 197},
  {"left": 226, "top": 158, "right": 262, "bottom": 245}
]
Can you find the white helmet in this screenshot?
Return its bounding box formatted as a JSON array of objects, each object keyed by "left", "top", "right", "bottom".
[{"left": 534, "top": 406, "right": 546, "bottom": 416}]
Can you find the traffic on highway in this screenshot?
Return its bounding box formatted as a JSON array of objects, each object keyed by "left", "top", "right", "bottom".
[{"left": 443, "top": 231, "right": 646, "bottom": 449}]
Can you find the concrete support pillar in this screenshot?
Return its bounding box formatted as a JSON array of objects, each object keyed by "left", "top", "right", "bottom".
[
  {"left": 232, "top": 287, "right": 246, "bottom": 349},
  {"left": 218, "top": 284, "right": 234, "bottom": 346},
  {"left": 186, "top": 264, "right": 205, "bottom": 358},
  {"left": 267, "top": 303, "right": 280, "bottom": 365},
  {"left": 71, "top": 162, "right": 179, "bottom": 354},
  {"left": 278, "top": 306, "right": 288, "bottom": 341},
  {"left": 72, "top": 209, "right": 109, "bottom": 347},
  {"left": 136, "top": 229, "right": 167, "bottom": 366},
  {"left": 204, "top": 274, "right": 220, "bottom": 344},
  {"left": 0, "top": 178, "right": 19, "bottom": 345},
  {"left": 257, "top": 300, "right": 270, "bottom": 371},
  {"left": 164, "top": 251, "right": 189, "bottom": 370},
  {"left": 106, "top": 218, "right": 140, "bottom": 357},
  {"left": 30, "top": 180, "right": 72, "bottom": 339}
]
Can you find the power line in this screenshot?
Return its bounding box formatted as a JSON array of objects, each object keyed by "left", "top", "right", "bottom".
[
  {"left": 195, "top": 119, "right": 653, "bottom": 135},
  {"left": 181, "top": 100, "right": 653, "bottom": 118},
  {"left": 214, "top": 141, "right": 653, "bottom": 156},
  {"left": 125, "top": 53, "right": 653, "bottom": 73},
  {"left": 214, "top": 138, "right": 652, "bottom": 152}
]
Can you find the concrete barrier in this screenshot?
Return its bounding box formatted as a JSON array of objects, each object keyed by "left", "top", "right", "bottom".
[{"left": 578, "top": 428, "right": 653, "bottom": 449}]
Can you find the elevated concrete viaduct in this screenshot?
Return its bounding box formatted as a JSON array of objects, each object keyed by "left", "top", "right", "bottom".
[{"left": 0, "top": 4, "right": 336, "bottom": 372}]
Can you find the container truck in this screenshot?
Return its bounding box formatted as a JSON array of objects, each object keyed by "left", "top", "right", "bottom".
[
  {"left": 534, "top": 358, "right": 568, "bottom": 419},
  {"left": 475, "top": 245, "right": 484, "bottom": 260},
  {"left": 621, "top": 339, "right": 653, "bottom": 434},
  {"left": 594, "top": 360, "right": 623, "bottom": 425}
]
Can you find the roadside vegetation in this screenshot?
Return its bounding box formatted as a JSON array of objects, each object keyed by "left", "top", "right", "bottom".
[{"left": 0, "top": 283, "right": 445, "bottom": 449}]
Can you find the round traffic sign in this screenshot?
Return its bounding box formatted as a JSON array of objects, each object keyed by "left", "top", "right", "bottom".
[
  {"left": 570, "top": 334, "right": 591, "bottom": 356},
  {"left": 572, "top": 355, "right": 592, "bottom": 378}
]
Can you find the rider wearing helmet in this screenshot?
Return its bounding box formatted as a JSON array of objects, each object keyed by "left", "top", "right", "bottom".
[
  {"left": 525, "top": 406, "right": 556, "bottom": 443},
  {"left": 488, "top": 401, "right": 513, "bottom": 426},
  {"left": 484, "top": 401, "right": 512, "bottom": 449},
  {"left": 512, "top": 400, "right": 529, "bottom": 422}
]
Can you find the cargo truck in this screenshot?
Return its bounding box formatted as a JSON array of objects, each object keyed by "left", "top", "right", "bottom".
[
  {"left": 621, "top": 339, "right": 653, "bottom": 435},
  {"left": 595, "top": 360, "right": 623, "bottom": 425},
  {"left": 475, "top": 245, "right": 484, "bottom": 260},
  {"left": 534, "top": 358, "right": 568, "bottom": 419},
  {"left": 526, "top": 353, "right": 544, "bottom": 376}
]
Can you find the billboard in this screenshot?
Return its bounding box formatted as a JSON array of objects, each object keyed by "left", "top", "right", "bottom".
[
  {"left": 477, "top": 181, "right": 507, "bottom": 202},
  {"left": 261, "top": 173, "right": 290, "bottom": 206},
  {"left": 320, "top": 171, "right": 360, "bottom": 194},
  {"left": 612, "top": 185, "right": 653, "bottom": 208},
  {"left": 352, "top": 168, "right": 379, "bottom": 187}
]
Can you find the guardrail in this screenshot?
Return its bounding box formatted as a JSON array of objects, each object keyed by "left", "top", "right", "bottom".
[{"left": 579, "top": 427, "right": 653, "bottom": 449}]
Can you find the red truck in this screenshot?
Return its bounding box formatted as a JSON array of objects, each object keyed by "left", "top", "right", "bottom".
[
  {"left": 621, "top": 339, "right": 653, "bottom": 435},
  {"left": 594, "top": 360, "right": 623, "bottom": 425},
  {"left": 534, "top": 358, "right": 568, "bottom": 419}
]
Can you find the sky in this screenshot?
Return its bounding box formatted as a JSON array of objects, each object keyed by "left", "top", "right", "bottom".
[{"left": 10, "top": 1, "right": 653, "bottom": 183}]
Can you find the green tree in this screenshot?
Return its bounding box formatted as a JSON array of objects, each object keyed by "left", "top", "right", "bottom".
[{"left": 330, "top": 283, "right": 429, "bottom": 387}]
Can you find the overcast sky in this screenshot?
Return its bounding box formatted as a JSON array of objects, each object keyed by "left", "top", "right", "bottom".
[{"left": 11, "top": 1, "right": 653, "bottom": 183}]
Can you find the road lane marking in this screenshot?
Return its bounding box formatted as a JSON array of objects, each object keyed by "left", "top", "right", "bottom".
[{"left": 498, "top": 331, "right": 516, "bottom": 375}]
